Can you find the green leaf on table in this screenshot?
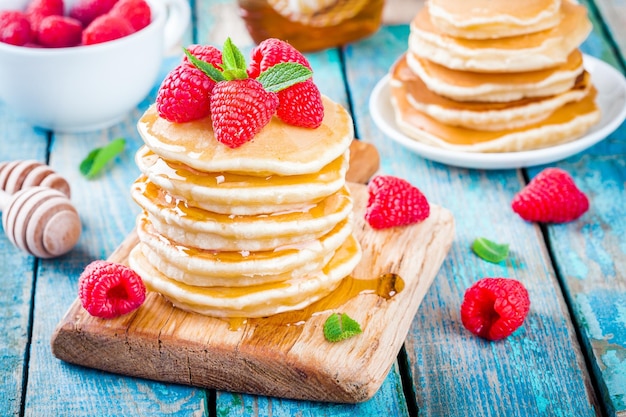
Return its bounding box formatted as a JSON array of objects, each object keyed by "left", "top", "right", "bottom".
[
  {"left": 472, "top": 237, "right": 510, "bottom": 263},
  {"left": 79, "top": 138, "right": 126, "bottom": 179},
  {"left": 258, "top": 62, "right": 312, "bottom": 92},
  {"left": 323, "top": 313, "right": 362, "bottom": 342}
]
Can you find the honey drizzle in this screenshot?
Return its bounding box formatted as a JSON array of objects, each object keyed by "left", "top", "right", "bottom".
[{"left": 229, "top": 273, "right": 404, "bottom": 349}]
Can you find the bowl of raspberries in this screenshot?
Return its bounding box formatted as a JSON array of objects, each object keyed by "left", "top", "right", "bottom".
[{"left": 0, "top": 0, "right": 189, "bottom": 132}]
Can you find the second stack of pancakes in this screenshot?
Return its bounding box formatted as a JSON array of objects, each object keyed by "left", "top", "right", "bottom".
[{"left": 390, "top": 0, "right": 601, "bottom": 152}]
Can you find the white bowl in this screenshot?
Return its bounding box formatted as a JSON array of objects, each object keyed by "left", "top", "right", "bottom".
[{"left": 0, "top": 0, "right": 190, "bottom": 132}]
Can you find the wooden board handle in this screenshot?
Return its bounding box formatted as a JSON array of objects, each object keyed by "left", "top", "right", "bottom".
[{"left": 346, "top": 140, "right": 379, "bottom": 184}]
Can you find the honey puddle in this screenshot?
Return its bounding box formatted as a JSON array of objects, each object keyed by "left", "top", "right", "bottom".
[{"left": 228, "top": 273, "right": 404, "bottom": 349}]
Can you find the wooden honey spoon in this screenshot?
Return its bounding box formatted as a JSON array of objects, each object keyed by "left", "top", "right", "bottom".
[
  {"left": 0, "top": 186, "right": 81, "bottom": 258},
  {"left": 0, "top": 160, "right": 71, "bottom": 197}
]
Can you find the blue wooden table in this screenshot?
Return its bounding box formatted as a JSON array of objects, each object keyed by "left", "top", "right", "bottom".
[{"left": 1, "top": 0, "right": 625, "bottom": 416}]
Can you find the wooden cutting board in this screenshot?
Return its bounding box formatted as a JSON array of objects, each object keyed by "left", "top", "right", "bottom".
[{"left": 51, "top": 141, "right": 455, "bottom": 403}]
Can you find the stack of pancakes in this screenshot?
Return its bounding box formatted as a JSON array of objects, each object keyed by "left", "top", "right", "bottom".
[
  {"left": 127, "top": 96, "right": 362, "bottom": 318},
  {"left": 390, "top": 0, "right": 601, "bottom": 152}
]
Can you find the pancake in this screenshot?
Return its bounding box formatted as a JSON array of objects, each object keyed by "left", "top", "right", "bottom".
[
  {"left": 130, "top": 89, "right": 362, "bottom": 318},
  {"left": 390, "top": 82, "right": 600, "bottom": 152},
  {"left": 406, "top": 49, "right": 584, "bottom": 102},
  {"left": 135, "top": 145, "right": 348, "bottom": 215},
  {"left": 128, "top": 233, "right": 362, "bottom": 318},
  {"left": 428, "top": 0, "right": 561, "bottom": 39},
  {"left": 392, "top": 55, "right": 592, "bottom": 131},
  {"left": 409, "top": 0, "right": 592, "bottom": 72},
  {"left": 138, "top": 95, "right": 353, "bottom": 176},
  {"left": 131, "top": 178, "right": 353, "bottom": 251},
  {"left": 135, "top": 213, "right": 353, "bottom": 287}
]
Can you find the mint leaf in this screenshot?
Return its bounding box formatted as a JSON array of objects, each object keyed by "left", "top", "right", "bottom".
[
  {"left": 184, "top": 48, "right": 225, "bottom": 82},
  {"left": 258, "top": 62, "right": 312, "bottom": 92},
  {"left": 323, "top": 313, "right": 362, "bottom": 342},
  {"left": 472, "top": 237, "right": 509, "bottom": 263},
  {"left": 221, "top": 37, "right": 248, "bottom": 80},
  {"left": 79, "top": 138, "right": 126, "bottom": 179}
]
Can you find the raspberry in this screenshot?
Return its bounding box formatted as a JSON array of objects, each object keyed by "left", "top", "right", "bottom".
[
  {"left": 365, "top": 175, "right": 430, "bottom": 229},
  {"left": 247, "top": 38, "right": 311, "bottom": 78},
  {"left": 460, "top": 278, "right": 530, "bottom": 341},
  {"left": 210, "top": 78, "right": 279, "bottom": 148},
  {"left": 25, "top": 0, "right": 64, "bottom": 32},
  {"left": 247, "top": 38, "right": 322, "bottom": 129},
  {"left": 512, "top": 167, "right": 589, "bottom": 223},
  {"left": 78, "top": 260, "right": 146, "bottom": 319},
  {"left": 156, "top": 63, "right": 216, "bottom": 123},
  {"left": 183, "top": 44, "right": 223, "bottom": 67},
  {"left": 0, "top": 11, "right": 33, "bottom": 46},
  {"left": 37, "top": 15, "right": 83, "bottom": 48},
  {"left": 276, "top": 79, "right": 324, "bottom": 128},
  {"left": 82, "top": 14, "right": 134, "bottom": 45},
  {"left": 26, "top": 0, "right": 64, "bottom": 19},
  {"left": 109, "top": 0, "right": 151, "bottom": 31},
  {"left": 70, "top": 0, "right": 119, "bottom": 26}
]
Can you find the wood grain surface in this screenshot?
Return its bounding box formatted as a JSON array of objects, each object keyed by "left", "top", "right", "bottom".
[
  {"left": 2, "top": 0, "right": 625, "bottom": 415},
  {"left": 51, "top": 184, "right": 455, "bottom": 403}
]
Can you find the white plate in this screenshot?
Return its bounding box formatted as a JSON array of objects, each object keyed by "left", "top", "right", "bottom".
[{"left": 369, "top": 55, "right": 626, "bottom": 169}]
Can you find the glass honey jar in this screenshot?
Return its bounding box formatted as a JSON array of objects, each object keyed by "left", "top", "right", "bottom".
[{"left": 238, "top": 0, "right": 385, "bottom": 52}]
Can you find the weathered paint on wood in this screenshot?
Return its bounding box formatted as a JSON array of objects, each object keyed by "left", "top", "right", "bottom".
[
  {"left": 0, "top": 104, "right": 48, "bottom": 417},
  {"left": 2, "top": 0, "right": 626, "bottom": 415},
  {"left": 539, "top": 2, "right": 626, "bottom": 416},
  {"left": 590, "top": 0, "right": 626, "bottom": 70}
]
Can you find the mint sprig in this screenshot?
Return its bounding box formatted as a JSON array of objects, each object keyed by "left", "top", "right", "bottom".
[
  {"left": 323, "top": 313, "right": 362, "bottom": 342},
  {"left": 184, "top": 49, "right": 224, "bottom": 82},
  {"left": 79, "top": 138, "right": 126, "bottom": 179},
  {"left": 220, "top": 37, "right": 247, "bottom": 80},
  {"left": 258, "top": 62, "right": 312, "bottom": 92},
  {"left": 472, "top": 237, "right": 509, "bottom": 263},
  {"left": 184, "top": 37, "right": 312, "bottom": 92}
]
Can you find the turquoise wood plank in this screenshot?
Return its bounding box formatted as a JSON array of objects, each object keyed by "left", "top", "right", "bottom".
[
  {"left": 0, "top": 104, "right": 49, "bottom": 417},
  {"left": 579, "top": 0, "right": 625, "bottom": 71},
  {"left": 20, "top": 75, "right": 209, "bottom": 415},
  {"left": 215, "top": 362, "right": 409, "bottom": 416},
  {"left": 344, "top": 24, "right": 601, "bottom": 416},
  {"left": 527, "top": 4, "right": 626, "bottom": 414},
  {"left": 587, "top": 0, "right": 626, "bottom": 70}
]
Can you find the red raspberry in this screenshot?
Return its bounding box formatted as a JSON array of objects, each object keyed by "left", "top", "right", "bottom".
[
  {"left": 512, "top": 167, "right": 589, "bottom": 223},
  {"left": 247, "top": 38, "right": 311, "bottom": 78},
  {"left": 26, "top": 0, "right": 64, "bottom": 18},
  {"left": 78, "top": 260, "right": 146, "bottom": 319},
  {"left": 25, "top": 0, "right": 64, "bottom": 32},
  {"left": 37, "top": 15, "right": 83, "bottom": 48},
  {"left": 0, "top": 11, "right": 33, "bottom": 46},
  {"left": 183, "top": 44, "right": 223, "bottom": 67},
  {"left": 461, "top": 278, "right": 530, "bottom": 341},
  {"left": 210, "top": 78, "right": 279, "bottom": 148},
  {"left": 156, "top": 63, "right": 216, "bottom": 123},
  {"left": 247, "top": 38, "right": 322, "bottom": 129},
  {"left": 276, "top": 79, "right": 324, "bottom": 128},
  {"left": 70, "top": 0, "right": 119, "bottom": 26},
  {"left": 365, "top": 175, "right": 430, "bottom": 229},
  {"left": 109, "top": 0, "right": 151, "bottom": 31},
  {"left": 82, "top": 14, "right": 134, "bottom": 45}
]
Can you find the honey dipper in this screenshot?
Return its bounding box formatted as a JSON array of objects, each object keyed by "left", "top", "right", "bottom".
[
  {"left": 0, "top": 186, "right": 81, "bottom": 258},
  {"left": 0, "top": 160, "right": 71, "bottom": 197}
]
